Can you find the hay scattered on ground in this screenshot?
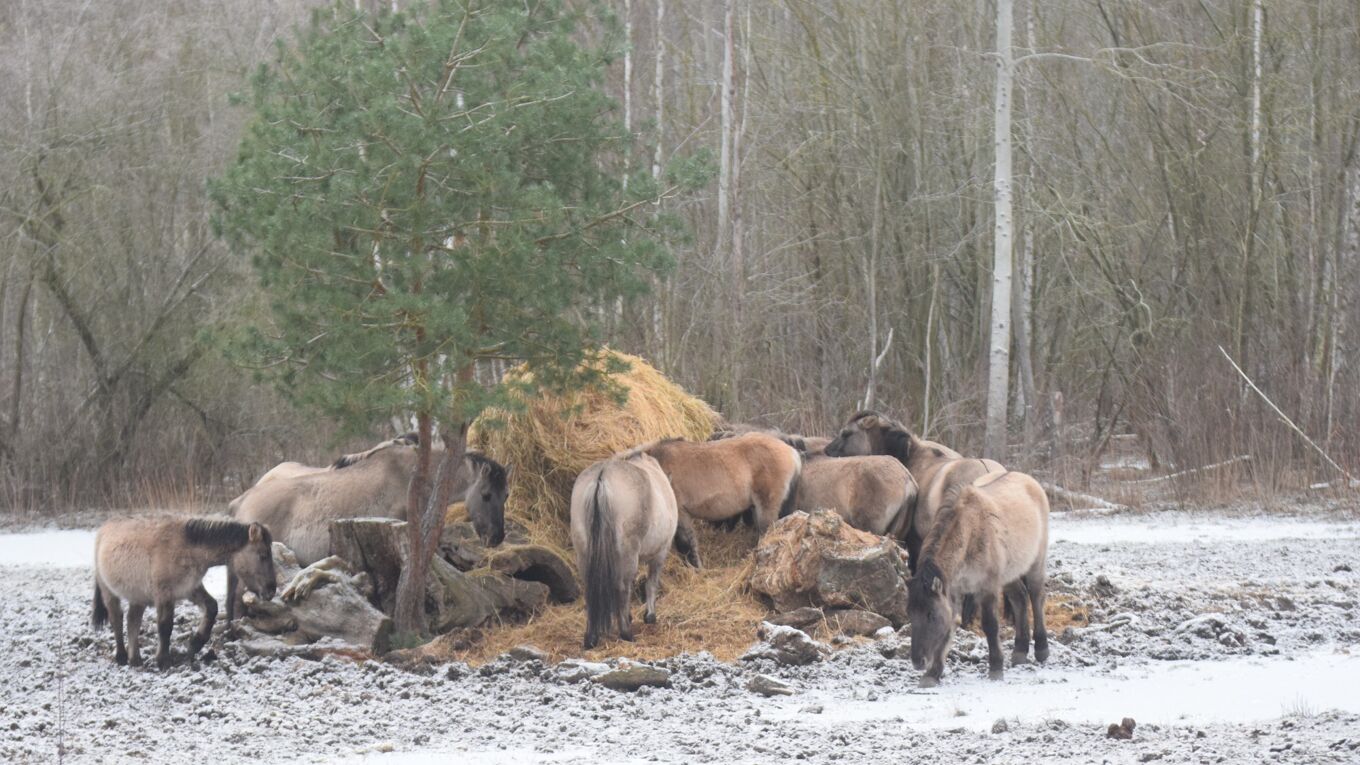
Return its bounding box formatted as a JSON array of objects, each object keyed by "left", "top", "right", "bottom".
[
  {"left": 439, "top": 523, "right": 769, "bottom": 665},
  {"left": 469, "top": 350, "right": 719, "bottom": 544}
]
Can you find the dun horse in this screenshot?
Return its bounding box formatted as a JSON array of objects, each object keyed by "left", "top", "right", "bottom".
[
  {"left": 226, "top": 433, "right": 419, "bottom": 514},
  {"left": 795, "top": 454, "right": 918, "bottom": 538},
  {"left": 907, "top": 470, "right": 1050, "bottom": 686},
  {"left": 825, "top": 411, "right": 1003, "bottom": 569},
  {"left": 92, "top": 517, "right": 277, "bottom": 668},
  {"left": 644, "top": 433, "right": 801, "bottom": 544},
  {"left": 570, "top": 449, "right": 679, "bottom": 649},
  {"left": 229, "top": 438, "right": 508, "bottom": 618}
]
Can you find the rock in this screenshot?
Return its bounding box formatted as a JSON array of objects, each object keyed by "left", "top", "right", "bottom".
[
  {"left": 746, "top": 674, "right": 797, "bottom": 697},
  {"left": 764, "top": 606, "right": 824, "bottom": 630},
  {"left": 1174, "top": 613, "right": 1245, "bottom": 646},
  {"left": 556, "top": 659, "right": 611, "bottom": 683},
  {"left": 992, "top": 719, "right": 1009, "bottom": 734},
  {"left": 592, "top": 664, "right": 672, "bottom": 692},
  {"left": 873, "top": 626, "right": 896, "bottom": 639},
  {"left": 1093, "top": 574, "right": 1118, "bottom": 596},
  {"left": 748, "top": 510, "right": 911, "bottom": 626},
  {"left": 485, "top": 545, "right": 579, "bottom": 604},
  {"left": 1107, "top": 717, "right": 1136, "bottom": 740},
  {"left": 743, "top": 623, "right": 830, "bottom": 666},
  {"left": 1275, "top": 595, "right": 1297, "bottom": 611},
  {"left": 505, "top": 645, "right": 547, "bottom": 663},
  {"left": 1335, "top": 564, "right": 1353, "bottom": 573},
  {"left": 825, "top": 608, "right": 891, "bottom": 637},
  {"left": 799, "top": 705, "right": 824, "bottom": 714}
]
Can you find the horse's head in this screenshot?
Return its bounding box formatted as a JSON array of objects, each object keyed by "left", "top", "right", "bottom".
[
  {"left": 907, "top": 559, "right": 953, "bottom": 687},
  {"left": 825, "top": 411, "right": 914, "bottom": 464},
  {"left": 465, "top": 453, "right": 510, "bottom": 547},
  {"left": 231, "top": 522, "right": 278, "bottom": 601}
]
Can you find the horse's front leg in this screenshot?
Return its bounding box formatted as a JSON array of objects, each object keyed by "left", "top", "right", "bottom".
[
  {"left": 673, "top": 512, "right": 702, "bottom": 568},
  {"left": 189, "top": 585, "right": 218, "bottom": 655},
  {"left": 126, "top": 604, "right": 145, "bottom": 667},
  {"left": 225, "top": 565, "right": 239, "bottom": 623},
  {"left": 1006, "top": 580, "right": 1032, "bottom": 665},
  {"left": 980, "top": 591, "right": 1004, "bottom": 681},
  {"left": 155, "top": 601, "right": 175, "bottom": 670}
]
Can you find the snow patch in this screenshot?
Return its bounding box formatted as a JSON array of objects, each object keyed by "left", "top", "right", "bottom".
[{"left": 1049, "top": 517, "right": 1360, "bottom": 545}]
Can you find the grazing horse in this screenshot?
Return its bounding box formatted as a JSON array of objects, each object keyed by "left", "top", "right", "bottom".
[
  {"left": 644, "top": 433, "right": 801, "bottom": 542},
  {"left": 908, "top": 470, "right": 1050, "bottom": 686},
  {"left": 824, "top": 411, "right": 1004, "bottom": 570},
  {"left": 795, "top": 454, "right": 918, "bottom": 538},
  {"left": 226, "top": 433, "right": 419, "bottom": 514},
  {"left": 778, "top": 434, "right": 833, "bottom": 458},
  {"left": 93, "top": 516, "right": 277, "bottom": 668},
  {"left": 229, "top": 438, "right": 508, "bottom": 619},
  {"left": 570, "top": 449, "right": 679, "bottom": 649}
]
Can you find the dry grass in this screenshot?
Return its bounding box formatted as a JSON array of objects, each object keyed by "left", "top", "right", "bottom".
[
  {"left": 437, "top": 523, "right": 771, "bottom": 665},
  {"left": 469, "top": 350, "right": 720, "bottom": 537}
]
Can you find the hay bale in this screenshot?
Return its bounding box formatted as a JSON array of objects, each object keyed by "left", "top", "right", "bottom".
[{"left": 469, "top": 350, "right": 720, "bottom": 535}]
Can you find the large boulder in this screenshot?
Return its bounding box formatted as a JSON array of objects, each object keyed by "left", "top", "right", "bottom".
[{"left": 748, "top": 509, "right": 910, "bottom": 627}]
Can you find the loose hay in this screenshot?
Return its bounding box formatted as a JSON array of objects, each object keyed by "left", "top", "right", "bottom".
[{"left": 442, "top": 523, "right": 769, "bottom": 665}]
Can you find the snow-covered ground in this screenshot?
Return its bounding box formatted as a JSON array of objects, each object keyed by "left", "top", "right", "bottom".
[{"left": 2, "top": 509, "right": 1359, "bottom": 764}]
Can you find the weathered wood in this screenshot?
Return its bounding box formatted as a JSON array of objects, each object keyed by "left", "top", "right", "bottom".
[
  {"left": 330, "top": 517, "right": 409, "bottom": 613},
  {"left": 485, "top": 545, "right": 579, "bottom": 603}
]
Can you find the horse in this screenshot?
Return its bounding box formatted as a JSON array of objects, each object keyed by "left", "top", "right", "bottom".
[
  {"left": 644, "top": 433, "right": 801, "bottom": 537},
  {"left": 795, "top": 453, "right": 918, "bottom": 538},
  {"left": 226, "top": 433, "right": 419, "bottom": 514},
  {"left": 824, "top": 411, "right": 1004, "bottom": 570},
  {"left": 907, "top": 470, "right": 1050, "bottom": 686},
  {"left": 778, "top": 434, "right": 833, "bottom": 458},
  {"left": 92, "top": 516, "right": 277, "bottom": 668},
  {"left": 229, "top": 438, "right": 508, "bottom": 619},
  {"left": 570, "top": 449, "right": 679, "bottom": 649}
]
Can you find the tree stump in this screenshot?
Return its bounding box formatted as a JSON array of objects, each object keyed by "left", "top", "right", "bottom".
[{"left": 330, "top": 518, "right": 409, "bottom": 613}]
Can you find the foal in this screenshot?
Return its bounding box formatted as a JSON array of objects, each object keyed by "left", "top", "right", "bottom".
[
  {"left": 908, "top": 471, "right": 1050, "bottom": 686},
  {"left": 92, "top": 516, "right": 277, "bottom": 668}
]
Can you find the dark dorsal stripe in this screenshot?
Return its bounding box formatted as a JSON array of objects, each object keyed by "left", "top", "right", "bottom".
[{"left": 184, "top": 518, "right": 260, "bottom": 549}]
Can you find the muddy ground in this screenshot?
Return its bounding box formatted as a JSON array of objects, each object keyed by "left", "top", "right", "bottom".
[{"left": 2, "top": 502, "right": 1359, "bottom": 764}]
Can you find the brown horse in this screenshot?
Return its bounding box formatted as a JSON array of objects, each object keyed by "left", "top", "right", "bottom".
[
  {"left": 908, "top": 470, "right": 1050, "bottom": 686},
  {"left": 93, "top": 516, "right": 277, "bottom": 668},
  {"left": 824, "top": 411, "right": 1004, "bottom": 570},
  {"left": 570, "top": 449, "right": 679, "bottom": 648},
  {"left": 796, "top": 454, "right": 918, "bottom": 538},
  {"left": 644, "top": 433, "right": 801, "bottom": 539}
]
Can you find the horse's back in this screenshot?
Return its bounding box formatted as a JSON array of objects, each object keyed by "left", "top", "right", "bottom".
[
  {"left": 799, "top": 455, "right": 911, "bottom": 534},
  {"left": 964, "top": 471, "right": 1048, "bottom": 576},
  {"left": 95, "top": 517, "right": 181, "bottom": 604}
]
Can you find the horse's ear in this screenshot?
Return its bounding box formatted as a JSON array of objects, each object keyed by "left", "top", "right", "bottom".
[
  {"left": 930, "top": 576, "right": 943, "bottom": 596},
  {"left": 248, "top": 523, "right": 264, "bottom": 543},
  {"left": 858, "top": 414, "right": 881, "bottom": 429}
]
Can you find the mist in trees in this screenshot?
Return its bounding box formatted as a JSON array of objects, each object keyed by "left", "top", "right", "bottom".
[{"left": 2, "top": 0, "right": 1358, "bottom": 511}]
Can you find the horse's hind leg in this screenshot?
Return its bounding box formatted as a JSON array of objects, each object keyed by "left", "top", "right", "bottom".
[
  {"left": 643, "top": 554, "right": 664, "bottom": 625},
  {"left": 980, "top": 591, "right": 1005, "bottom": 681},
  {"left": 189, "top": 585, "right": 217, "bottom": 655},
  {"left": 1006, "top": 580, "right": 1032, "bottom": 665},
  {"left": 155, "top": 600, "right": 175, "bottom": 670},
  {"left": 104, "top": 591, "right": 126, "bottom": 666},
  {"left": 225, "top": 566, "right": 239, "bottom": 622},
  {"left": 673, "top": 512, "right": 702, "bottom": 568},
  {"left": 125, "top": 604, "right": 145, "bottom": 667},
  {"left": 617, "top": 559, "right": 639, "bottom": 641},
  {"left": 1025, "top": 565, "right": 1050, "bottom": 664}
]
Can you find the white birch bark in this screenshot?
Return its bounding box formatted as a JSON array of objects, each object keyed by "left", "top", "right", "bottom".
[
  {"left": 716, "top": 0, "right": 735, "bottom": 259},
  {"left": 984, "top": 0, "right": 1015, "bottom": 460}
]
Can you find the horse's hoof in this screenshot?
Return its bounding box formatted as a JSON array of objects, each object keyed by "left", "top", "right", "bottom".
[
  {"left": 1011, "top": 651, "right": 1030, "bottom": 666},
  {"left": 1034, "top": 645, "right": 1050, "bottom": 664},
  {"left": 918, "top": 675, "right": 939, "bottom": 689},
  {"left": 620, "top": 630, "right": 635, "bottom": 642},
  {"left": 189, "top": 636, "right": 207, "bottom": 654},
  {"left": 128, "top": 654, "right": 142, "bottom": 668},
  {"left": 115, "top": 650, "right": 127, "bottom": 666},
  {"left": 988, "top": 669, "right": 1005, "bottom": 682},
  {"left": 156, "top": 654, "right": 171, "bottom": 670},
  {"left": 644, "top": 612, "right": 657, "bottom": 625}
]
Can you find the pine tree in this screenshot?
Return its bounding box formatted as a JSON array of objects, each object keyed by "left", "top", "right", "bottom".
[{"left": 212, "top": 0, "right": 703, "bottom": 634}]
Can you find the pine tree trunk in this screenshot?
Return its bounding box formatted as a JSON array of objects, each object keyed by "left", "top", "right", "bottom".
[{"left": 984, "top": 0, "right": 1015, "bottom": 461}]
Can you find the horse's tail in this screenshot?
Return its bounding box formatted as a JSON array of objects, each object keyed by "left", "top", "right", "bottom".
[
  {"left": 92, "top": 579, "right": 108, "bottom": 630},
  {"left": 582, "top": 472, "right": 622, "bottom": 648},
  {"left": 777, "top": 450, "right": 802, "bottom": 519}
]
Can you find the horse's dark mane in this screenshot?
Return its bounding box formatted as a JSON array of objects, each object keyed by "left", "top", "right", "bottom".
[
  {"left": 331, "top": 432, "right": 420, "bottom": 470},
  {"left": 465, "top": 451, "right": 508, "bottom": 491},
  {"left": 184, "top": 517, "right": 265, "bottom": 549},
  {"left": 909, "top": 557, "right": 946, "bottom": 600}
]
